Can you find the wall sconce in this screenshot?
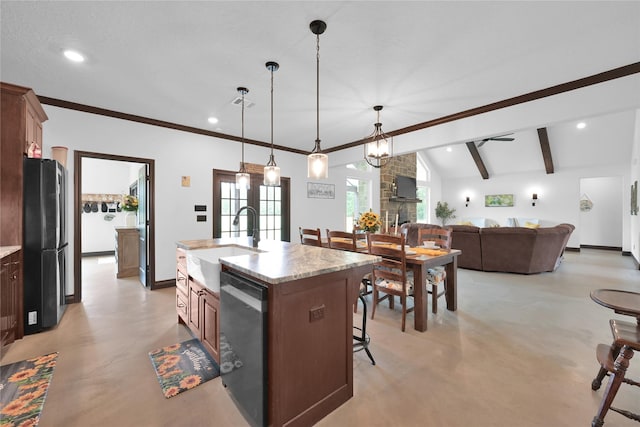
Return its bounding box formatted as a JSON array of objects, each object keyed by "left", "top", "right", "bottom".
[
  {"left": 465, "top": 196, "right": 470, "bottom": 207},
  {"left": 532, "top": 193, "right": 538, "bottom": 206}
]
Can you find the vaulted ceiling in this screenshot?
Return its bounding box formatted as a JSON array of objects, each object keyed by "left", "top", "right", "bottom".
[{"left": 1, "top": 1, "right": 639, "bottom": 176}]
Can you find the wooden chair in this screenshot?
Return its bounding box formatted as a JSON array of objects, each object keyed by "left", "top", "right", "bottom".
[
  {"left": 418, "top": 227, "right": 452, "bottom": 314},
  {"left": 591, "top": 319, "right": 640, "bottom": 426},
  {"left": 367, "top": 233, "right": 414, "bottom": 332},
  {"left": 326, "top": 229, "right": 375, "bottom": 365},
  {"left": 326, "top": 229, "right": 357, "bottom": 251},
  {"left": 299, "top": 227, "right": 322, "bottom": 246}
]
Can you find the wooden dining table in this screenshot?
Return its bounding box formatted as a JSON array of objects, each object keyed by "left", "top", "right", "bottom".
[
  {"left": 590, "top": 288, "right": 640, "bottom": 324},
  {"left": 324, "top": 237, "right": 461, "bottom": 332},
  {"left": 405, "top": 248, "right": 461, "bottom": 332}
]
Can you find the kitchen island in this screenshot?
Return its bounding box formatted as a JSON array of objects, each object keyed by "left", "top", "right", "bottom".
[{"left": 176, "top": 238, "right": 378, "bottom": 427}]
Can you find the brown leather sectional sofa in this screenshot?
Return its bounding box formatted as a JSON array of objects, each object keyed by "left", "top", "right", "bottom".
[{"left": 401, "top": 222, "right": 575, "bottom": 274}]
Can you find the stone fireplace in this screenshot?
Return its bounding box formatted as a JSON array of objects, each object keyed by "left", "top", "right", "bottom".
[{"left": 380, "top": 153, "right": 417, "bottom": 225}]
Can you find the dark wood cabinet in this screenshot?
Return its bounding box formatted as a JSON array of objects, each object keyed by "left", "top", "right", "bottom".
[
  {"left": 200, "top": 288, "right": 220, "bottom": 362},
  {"left": 1, "top": 249, "right": 21, "bottom": 350},
  {"left": 1, "top": 82, "right": 48, "bottom": 343},
  {"left": 115, "top": 227, "right": 139, "bottom": 278},
  {"left": 187, "top": 278, "right": 201, "bottom": 333},
  {"left": 175, "top": 248, "right": 220, "bottom": 363}
]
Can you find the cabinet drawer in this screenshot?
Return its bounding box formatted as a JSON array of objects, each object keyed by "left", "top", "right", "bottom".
[
  {"left": 176, "top": 248, "right": 187, "bottom": 269},
  {"left": 176, "top": 291, "right": 188, "bottom": 321},
  {"left": 176, "top": 269, "right": 188, "bottom": 295}
]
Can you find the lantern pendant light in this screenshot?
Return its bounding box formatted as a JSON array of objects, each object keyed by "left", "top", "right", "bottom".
[
  {"left": 264, "top": 61, "right": 281, "bottom": 186},
  {"left": 364, "top": 105, "right": 393, "bottom": 168},
  {"left": 307, "top": 20, "right": 328, "bottom": 179},
  {"left": 235, "top": 87, "right": 251, "bottom": 189}
]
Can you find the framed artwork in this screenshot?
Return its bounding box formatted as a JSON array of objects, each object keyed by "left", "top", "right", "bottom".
[
  {"left": 485, "top": 194, "right": 514, "bottom": 207},
  {"left": 307, "top": 182, "right": 335, "bottom": 199}
]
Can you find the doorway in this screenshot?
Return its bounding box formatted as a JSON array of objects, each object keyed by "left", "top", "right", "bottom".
[
  {"left": 72, "top": 151, "right": 156, "bottom": 303},
  {"left": 579, "top": 176, "right": 623, "bottom": 249}
]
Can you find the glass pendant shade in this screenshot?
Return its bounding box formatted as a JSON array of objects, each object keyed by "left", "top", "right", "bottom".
[
  {"left": 366, "top": 133, "right": 390, "bottom": 158},
  {"left": 264, "top": 155, "right": 281, "bottom": 186},
  {"left": 308, "top": 145, "right": 328, "bottom": 179},
  {"left": 236, "top": 168, "right": 250, "bottom": 189}
]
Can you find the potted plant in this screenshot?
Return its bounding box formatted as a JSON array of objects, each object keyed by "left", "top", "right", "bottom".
[{"left": 435, "top": 201, "right": 456, "bottom": 226}]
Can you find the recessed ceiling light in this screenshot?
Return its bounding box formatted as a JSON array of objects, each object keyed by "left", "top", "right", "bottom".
[
  {"left": 207, "top": 117, "right": 219, "bottom": 125},
  {"left": 63, "top": 49, "right": 85, "bottom": 63},
  {"left": 576, "top": 122, "right": 586, "bottom": 129},
  {"left": 446, "top": 147, "right": 452, "bottom": 152}
]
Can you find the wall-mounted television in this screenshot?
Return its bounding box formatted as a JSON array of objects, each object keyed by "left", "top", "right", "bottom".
[{"left": 395, "top": 175, "right": 417, "bottom": 199}]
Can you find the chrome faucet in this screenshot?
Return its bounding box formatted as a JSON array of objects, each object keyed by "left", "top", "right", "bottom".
[{"left": 232, "top": 206, "right": 260, "bottom": 248}]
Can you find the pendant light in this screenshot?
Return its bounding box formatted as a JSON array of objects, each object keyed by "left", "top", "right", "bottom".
[
  {"left": 264, "top": 61, "right": 281, "bottom": 186},
  {"left": 307, "top": 19, "right": 328, "bottom": 179},
  {"left": 235, "top": 87, "right": 251, "bottom": 189},
  {"left": 364, "top": 105, "right": 393, "bottom": 168}
]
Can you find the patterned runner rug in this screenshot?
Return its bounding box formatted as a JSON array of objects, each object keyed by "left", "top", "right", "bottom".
[
  {"left": 148, "top": 338, "right": 219, "bottom": 398},
  {"left": 0, "top": 352, "right": 58, "bottom": 427}
]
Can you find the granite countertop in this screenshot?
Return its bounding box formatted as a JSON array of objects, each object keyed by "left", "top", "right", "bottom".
[
  {"left": 0, "top": 246, "right": 21, "bottom": 258},
  {"left": 177, "top": 238, "right": 378, "bottom": 285}
]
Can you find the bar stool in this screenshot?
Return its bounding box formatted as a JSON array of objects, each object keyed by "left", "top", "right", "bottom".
[
  {"left": 591, "top": 319, "right": 640, "bottom": 426},
  {"left": 326, "top": 229, "right": 375, "bottom": 365}
]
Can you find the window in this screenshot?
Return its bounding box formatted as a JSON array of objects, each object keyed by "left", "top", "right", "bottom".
[
  {"left": 416, "top": 154, "right": 431, "bottom": 223},
  {"left": 213, "top": 170, "right": 290, "bottom": 242},
  {"left": 346, "top": 161, "right": 373, "bottom": 231}
]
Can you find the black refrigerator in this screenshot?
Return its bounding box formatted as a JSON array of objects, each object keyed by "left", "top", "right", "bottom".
[{"left": 23, "top": 158, "right": 67, "bottom": 334}]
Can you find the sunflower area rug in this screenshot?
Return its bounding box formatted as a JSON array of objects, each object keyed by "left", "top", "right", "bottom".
[
  {"left": 0, "top": 352, "right": 58, "bottom": 427},
  {"left": 148, "top": 338, "right": 220, "bottom": 398}
]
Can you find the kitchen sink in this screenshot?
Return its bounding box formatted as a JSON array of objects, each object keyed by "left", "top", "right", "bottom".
[{"left": 186, "top": 246, "right": 262, "bottom": 293}]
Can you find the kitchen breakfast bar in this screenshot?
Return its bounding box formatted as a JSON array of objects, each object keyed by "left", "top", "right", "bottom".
[{"left": 176, "top": 238, "right": 378, "bottom": 427}]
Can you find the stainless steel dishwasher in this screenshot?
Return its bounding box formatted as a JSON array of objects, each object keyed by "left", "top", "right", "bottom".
[{"left": 220, "top": 270, "right": 268, "bottom": 427}]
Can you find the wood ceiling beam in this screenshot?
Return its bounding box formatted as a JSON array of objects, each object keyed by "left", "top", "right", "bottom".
[
  {"left": 466, "top": 142, "right": 489, "bottom": 179},
  {"left": 327, "top": 62, "right": 640, "bottom": 153},
  {"left": 36, "top": 96, "right": 310, "bottom": 155},
  {"left": 537, "top": 127, "right": 554, "bottom": 174}
]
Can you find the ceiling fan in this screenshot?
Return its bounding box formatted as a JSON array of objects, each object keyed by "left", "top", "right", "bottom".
[{"left": 476, "top": 134, "right": 515, "bottom": 147}]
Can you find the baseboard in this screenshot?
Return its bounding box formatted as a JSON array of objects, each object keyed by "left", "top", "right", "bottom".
[
  {"left": 152, "top": 279, "right": 175, "bottom": 290},
  {"left": 564, "top": 247, "right": 580, "bottom": 252},
  {"left": 579, "top": 245, "right": 622, "bottom": 251},
  {"left": 81, "top": 251, "right": 115, "bottom": 257}
]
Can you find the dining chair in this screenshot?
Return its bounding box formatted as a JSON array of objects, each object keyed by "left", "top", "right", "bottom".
[
  {"left": 366, "top": 232, "right": 414, "bottom": 332},
  {"left": 418, "top": 227, "right": 452, "bottom": 314},
  {"left": 591, "top": 318, "right": 640, "bottom": 426},
  {"left": 326, "top": 229, "right": 357, "bottom": 251},
  {"left": 326, "top": 229, "right": 375, "bottom": 365},
  {"left": 299, "top": 227, "right": 322, "bottom": 246}
]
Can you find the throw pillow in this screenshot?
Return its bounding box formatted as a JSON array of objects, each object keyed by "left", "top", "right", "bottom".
[{"left": 524, "top": 221, "right": 540, "bottom": 229}]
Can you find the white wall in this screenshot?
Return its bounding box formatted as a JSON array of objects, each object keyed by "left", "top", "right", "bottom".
[
  {"left": 42, "top": 106, "right": 371, "bottom": 293},
  {"left": 438, "top": 164, "right": 631, "bottom": 250},
  {"left": 579, "top": 176, "right": 623, "bottom": 247},
  {"left": 631, "top": 110, "right": 640, "bottom": 261},
  {"left": 81, "top": 158, "right": 142, "bottom": 253}
]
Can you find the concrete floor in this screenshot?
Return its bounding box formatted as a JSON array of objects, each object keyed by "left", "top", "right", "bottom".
[{"left": 2, "top": 249, "right": 639, "bottom": 426}]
